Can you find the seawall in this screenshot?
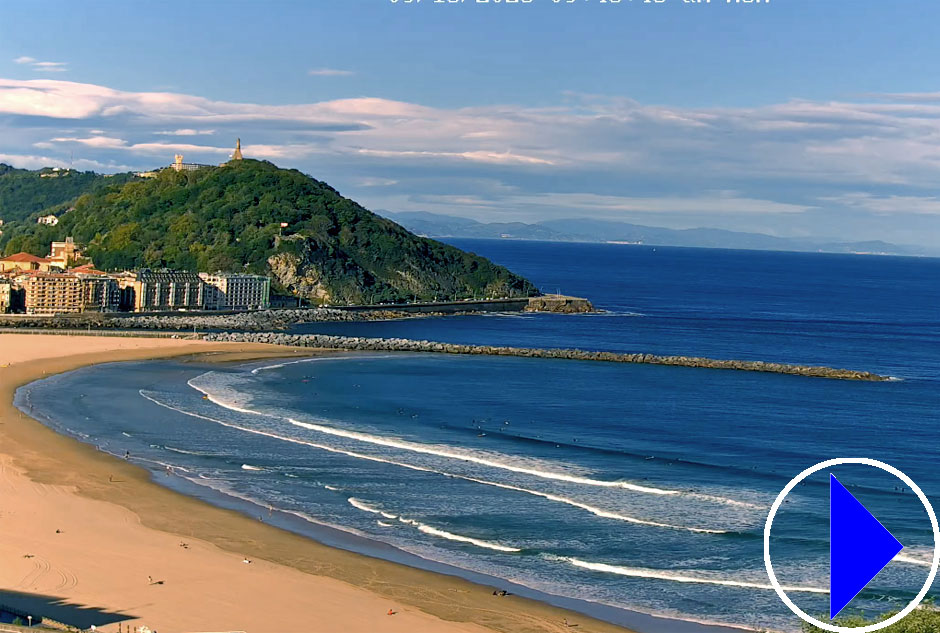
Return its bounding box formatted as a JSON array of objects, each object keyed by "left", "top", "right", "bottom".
[
  {"left": 202, "top": 331, "right": 889, "bottom": 381},
  {"left": 0, "top": 296, "right": 595, "bottom": 332}
]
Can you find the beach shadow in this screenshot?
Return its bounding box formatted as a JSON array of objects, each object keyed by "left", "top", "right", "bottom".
[{"left": 0, "top": 589, "right": 135, "bottom": 629}]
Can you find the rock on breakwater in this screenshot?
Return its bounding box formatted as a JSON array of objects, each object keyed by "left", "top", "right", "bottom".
[{"left": 201, "top": 332, "right": 889, "bottom": 381}]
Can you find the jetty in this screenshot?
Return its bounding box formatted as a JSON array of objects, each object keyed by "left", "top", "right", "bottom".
[{"left": 202, "top": 331, "right": 890, "bottom": 382}]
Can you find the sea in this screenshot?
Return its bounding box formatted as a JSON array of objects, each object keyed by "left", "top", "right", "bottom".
[{"left": 16, "top": 240, "right": 940, "bottom": 633}]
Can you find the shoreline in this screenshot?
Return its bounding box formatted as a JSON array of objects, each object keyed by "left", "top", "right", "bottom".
[{"left": 0, "top": 334, "right": 748, "bottom": 633}]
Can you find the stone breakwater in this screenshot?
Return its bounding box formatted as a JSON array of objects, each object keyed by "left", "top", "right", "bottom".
[
  {"left": 0, "top": 308, "right": 412, "bottom": 332},
  {"left": 203, "top": 332, "right": 889, "bottom": 381},
  {"left": 108, "top": 308, "right": 412, "bottom": 331}
]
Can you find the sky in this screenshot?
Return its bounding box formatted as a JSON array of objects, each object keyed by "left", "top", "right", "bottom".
[{"left": 2, "top": 0, "right": 940, "bottom": 247}]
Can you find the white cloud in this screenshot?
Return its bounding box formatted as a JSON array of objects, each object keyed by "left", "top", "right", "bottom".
[
  {"left": 372, "top": 191, "right": 812, "bottom": 222},
  {"left": 50, "top": 135, "right": 128, "bottom": 149},
  {"left": 1, "top": 76, "right": 940, "bottom": 243},
  {"left": 13, "top": 56, "right": 67, "bottom": 73},
  {"left": 358, "top": 177, "right": 399, "bottom": 187},
  {"left": 0, "top": 151, "right": 132, "bottom": 172},
  {"left": 308, "top": 68, "right": 354, "bottom": 77},
  {"left": 354, "top": 148, "right": 555, "bottom": 166},
  {"left": 154, "top": 128, "right": 216, "bottom": 136},
  {"left": 820, "top": 193, "right": 940, "bottom": 216}
]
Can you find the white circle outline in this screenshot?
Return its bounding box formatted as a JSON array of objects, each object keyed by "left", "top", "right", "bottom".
[{"left": 764, "top": 458, "right": 940, "bottom": 633}]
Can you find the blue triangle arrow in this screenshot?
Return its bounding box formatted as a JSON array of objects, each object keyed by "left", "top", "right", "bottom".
[{"left": 830, "top": 474, "right": 903, "bottom": 619}]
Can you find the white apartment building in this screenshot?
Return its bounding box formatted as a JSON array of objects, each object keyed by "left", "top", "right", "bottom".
[{"left": 200, "top": 273, "right": 271, "bottom": 311}]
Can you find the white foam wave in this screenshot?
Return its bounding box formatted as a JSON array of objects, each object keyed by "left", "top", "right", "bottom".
[
  {"left": 397, "top": 517, "right": 521, "bottom": 553},
  {"left": 188, "top": 377, "right": 678, "bottom": 495},
  {"left": 241, "top": 464, "right": 264, "bottom": 471},
  {"left": 324, "top": 485, "right": 340, "bottom": 491},
  {"left": 895, "top": 553, "right": 934, "bottom": 568},
  {"left": 377, "top": 521, "right": 394, "bottom": 527},
  {"left": 295, "top": 416, "right": 680, "bottom": 494},
  {"left": 347, "top": 498, "right": 520, "bottom": 552},
  {"left": 191, "top": 372, "right": 754, "bottom": 507},
  {"left": 250, "top": 354, "right": 396, "bottom": 375},
  {"left": 687, "top": 492, "right": 763, "bottom": 510},
  {"left": 140, "top": 390, "right": 724, "bottom": 534},
  {"left": 140, "top": 390, "right": 444, "bottom": 478},
  {"left": 164, "top": 446, "right": 220, "bottom": 457},
  {"left": 348, "top": 497, "right": 399, "bottom": 519},
  {"left": 444, "top": 473, "right": 725, "bottom": 534},
  {"left": 120, "top": 454, "right": 193, "bottom": 474},
  {"left": 285, "top": 416, "right": 678, "bottom": 494},
  {"left": 413, "top": 523, "right": 521, "bottom": 553},
  {"left": 583, "top": 310, "right": 646, "bottom": 318},
  {"left": 564, "top": 558, "right": 828, "bottom": 594},
  {"left": 175, "top": 472, "right": 367, "bottom": 538},
  {"left": 250, "top": 356, "right": 335, "bottom": 375}
]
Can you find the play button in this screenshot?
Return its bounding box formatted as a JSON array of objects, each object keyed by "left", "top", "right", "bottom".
[
  {"left": 765, "top": 458, "right": 940, "bottom": 633},
  {"left": 829, "top": 474, "right": 903, "bottom": 619}
]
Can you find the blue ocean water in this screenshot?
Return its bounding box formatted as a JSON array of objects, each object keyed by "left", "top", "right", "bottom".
[{"left": 17, "top": 241, "right": 940, "bottom": 632}]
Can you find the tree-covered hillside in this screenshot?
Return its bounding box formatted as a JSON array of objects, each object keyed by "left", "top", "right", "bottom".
[
  {"left": 0, "top": 160, "right": 535, "bottom": 304},
  {"left": 0, "top": 164, "right": 136, "bottom": 223},
  {"left": 802, "top": 607, "right": 940, "bottom": 632}
]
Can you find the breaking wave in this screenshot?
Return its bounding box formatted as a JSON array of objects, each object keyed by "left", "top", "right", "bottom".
[
  {"left": 140, "top": 390, "right": 724, "bottom": 534},
  {"left": 164, "top": 446, "right": 223, "bottom": 458},
  {"left": 895, "top": 552, "right": 935, "bottom": 568},
  {"left": 347, "top": 497, "right": 521, "bottom": 553},
  {"left": 188, "top": 375, "right": 756, "bottom": 504},
  {"left": 562, "top": 557, "right": 828, "bottom": 594},
  {"left": 347, "top": 497, "right": 399, "bottom": 520}
]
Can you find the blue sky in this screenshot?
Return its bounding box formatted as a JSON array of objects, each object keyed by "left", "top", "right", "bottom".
[{"left": 2, "top": 0, "right": 940, "bottom": 247}]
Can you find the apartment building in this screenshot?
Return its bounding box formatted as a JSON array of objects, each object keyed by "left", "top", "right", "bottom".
[
  {"left": 121, "top": 270, "right": 204, "bottom": 312},
  {"left": 200, "top": 273, "right": 271, "bottom": 311},
  {"left": 0, "top": 280, "right": 11, "bottom": 313},
  {"left": 21, "top": 272, "right": 121, "bottom": 315}
]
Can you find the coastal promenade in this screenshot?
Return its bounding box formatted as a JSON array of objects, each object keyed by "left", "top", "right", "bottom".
[{"left": 0, "top": 295, "right": 594, "bottom": 332}]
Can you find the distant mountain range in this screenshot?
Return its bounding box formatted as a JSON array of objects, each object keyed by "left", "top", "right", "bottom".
[{"left": 384, "top": 211, "right": 931, "bottom": 257}]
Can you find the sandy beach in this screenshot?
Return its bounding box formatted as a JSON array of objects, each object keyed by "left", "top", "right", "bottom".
[{"left": 0, "top": 333, "right": 636, "bottom": 633}]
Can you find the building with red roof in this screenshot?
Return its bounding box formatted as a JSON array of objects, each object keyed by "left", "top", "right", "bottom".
[{"left": 0, "top": 252, "right": 57, "bottom": 274}]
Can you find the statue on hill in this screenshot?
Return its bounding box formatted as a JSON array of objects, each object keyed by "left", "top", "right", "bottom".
[{"left": 232, "top": 138, "right": 243, "bottom": 161}]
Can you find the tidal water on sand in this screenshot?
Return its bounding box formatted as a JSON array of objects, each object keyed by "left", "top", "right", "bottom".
[{"left": 17, "top": 241, "right": 940, "bottom": 632}]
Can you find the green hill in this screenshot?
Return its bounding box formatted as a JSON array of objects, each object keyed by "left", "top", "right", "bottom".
[
  {"left": 0, "top": 164, "right": 136, "bottom": 223},
  {"left": 0, "top": 160, "right": 535, "bottom": 304}
]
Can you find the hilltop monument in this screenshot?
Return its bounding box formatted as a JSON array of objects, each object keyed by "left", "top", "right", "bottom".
[{"left": 232, "top": 138, "right": 243, "bottom": 161}]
